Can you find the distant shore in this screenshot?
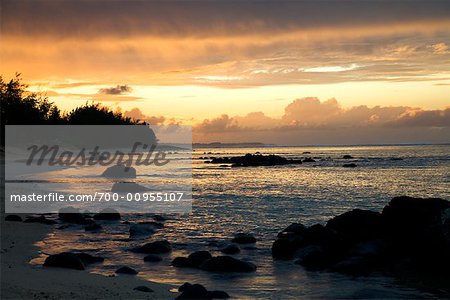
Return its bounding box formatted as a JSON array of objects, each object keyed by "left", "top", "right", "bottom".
[{"left": 0, "top": 219, "right": 174, "bottom": 299}]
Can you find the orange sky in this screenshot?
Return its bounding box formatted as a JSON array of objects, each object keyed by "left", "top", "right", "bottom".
[{"left": 1, "top": 0, "right": 449, "bottom": 144}]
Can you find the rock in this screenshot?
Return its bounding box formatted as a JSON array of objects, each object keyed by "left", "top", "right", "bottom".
[
  {"left": 115, "top": 266, "right": 138, "bottom": 275},
  {"left": 294, "top": 246, "right": 329, "bottom": 271},
  {"left": 172, "top": 257, "right": 194, "bottom": 268},
  {"left": 58, "top": 207, "right": 87, "bottom": 224},
  {"left": 272, "top": 238, "right": 297, "bottom": 260},
  {"left": 342, "top": 163, "right": 357, "bottom": 168},
  {"left": 176, "top": 283, "right": 210, "bottom": 299},
  {"left": 232, "top": 233, "right": 256, "bottom": 244},
  {"left": 93, "top": 208, "right": 121, "bottom": 220},
  {"left": 326, "top": 209, "right": 383, "bottom": 243},
  {"left": 101, "top": 165, "right": 136, "bottom": 178},
  {"left": 129, "top": 224, "right": 155, "bottom": 237},
  {"left": 343, "top": 155, "right": 354, "bottom": 159},
  {"left": 85, "top": 223, "right": 102, "bottom": 231},
  {"left": 221, "top": 244, "right": 240, "bottom": 254},
  {"left": 5, "top": 215, "right": 22, "bottom": 222},
  {"left": 178, "top": 282, "right": 193, "bottom": 292},
  {"left": 188, "top": 251, "right": 213, "bottom": 267},
  {"left": 44, "top": 253, "right": 85, "bottom": 270},
  {"left": 111, "top": 182, "right": 148, "bottom": 193},
  {"left": 133, "top": 286, "right": 153, "bottom": 293},
  {"left": 280, "top": 222, "right": 307, "bottom": 235},
  {"left": 24, "top": 215, "right": 57, "bottom": 225},
  {"left": 199, "top": 256, "right": 256, "bottom": 272},
  {"left": 144, "top": 254, "right": 162, "bottom": 262},
  {"left": 133, "top": 240, "right": 172, "bottom": 254},
  {"left": 209, "top": 153, "right": 302, "bottom": 167},
  {"left": 152, "top": 215, "right": 167, "bottom": 222}
]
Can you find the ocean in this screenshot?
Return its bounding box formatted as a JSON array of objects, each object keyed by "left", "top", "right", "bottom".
[{"left": 30, "top": 144, "right": 449, "bottom": 298}]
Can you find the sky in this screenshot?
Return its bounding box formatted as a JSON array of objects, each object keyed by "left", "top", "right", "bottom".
[{"left": 1, "top": 0, "right": 449, "bottom": 145}]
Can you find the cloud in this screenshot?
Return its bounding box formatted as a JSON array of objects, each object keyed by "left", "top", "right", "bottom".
[
  {"left": 193, "top": 98, "right": 450, "bottom": 144},
  {"left": 98, "top": 85, "right": 132, "bottom": 95},
  {"left": 123, "top": 107, "right": 166, "bottom": 125}
]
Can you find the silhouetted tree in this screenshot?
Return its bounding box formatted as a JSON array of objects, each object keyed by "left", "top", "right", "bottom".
[{"left": 65, "top": 103, "right": 142, "bottom": 125}]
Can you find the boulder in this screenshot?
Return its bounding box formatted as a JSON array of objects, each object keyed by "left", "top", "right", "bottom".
[
  {"left": 272, "top": 238, "right": 297, "bottom": 260},
  {"left": 187, "top": 251, "right": 213, "bottom": 267},
  {"left": 199, "top": 256, "right": 256, "bottom": 272},
  {"left": 129, "top": 224, "right": 155, "bottom": 238},
  {"left": 343, "top": 155, "right": 354, "bottom": 159},
  {"left": 172, "top": 257, "right": 194, "bottom": 268},
  {"left": 232, "top": 233, "right": 256, "bottom": 244},
  {"left": 220, "top": 244, "right": 240, "bottom": 255},
  {"left": 44, "top": 253, "right": 85, "bottom": 270},
  {"left": 133, "top": 240, "right": 172, "bottom": 254},
  {"left": 326, "top": 209, "right": 383, "bottom": 243},
  {"left": 115, "top": 266, "right": 138, "bottom": 275},
  {"left": 176, "top": 283, "right": 210, "bottom": 299},
  {"left": 111, "top": 182, "right": 147, "bottom": 193},
  {"left": 144, "top": 254, "right": 162, "bottom": 262},
  {"left": 5, "top": 215, "right": 22, "bottom": 222},
  {"left": 93, "top": 208, "right": 121, "bottom": 221},
  {"left": 282, "top": 222, "right": 307, "bottom": 235},
  {"left": 101, "top": 165, "right": 136, "bottom": 178}
]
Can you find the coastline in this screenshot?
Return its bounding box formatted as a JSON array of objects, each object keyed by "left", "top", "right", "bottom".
[{"left": 0, "top": 219, "right": 175, "bottom": 299}]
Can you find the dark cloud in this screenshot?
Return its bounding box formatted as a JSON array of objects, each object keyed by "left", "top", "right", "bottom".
[
  {"left": 3, "top": 0, "right": 449, "bottom": 39},
  {"left": 98, "top": 85, "right": 132, "bottom": 95}
]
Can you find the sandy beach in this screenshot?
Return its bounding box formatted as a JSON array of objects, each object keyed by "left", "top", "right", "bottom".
[{"left": 0, "top": 219, "right": 175, "bottom": 299}]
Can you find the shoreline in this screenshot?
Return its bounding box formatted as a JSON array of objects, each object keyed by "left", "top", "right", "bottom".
[{"left": 0, "top": 219, "right": 175, "bottom": 299}]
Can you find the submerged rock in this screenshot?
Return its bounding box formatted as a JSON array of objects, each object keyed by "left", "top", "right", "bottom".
[
  {"left": 177, "top": 283, "right": 229, "bottom": 299},
  {"left": 220, "top": 244, "right": 240, "bottom": 254}
]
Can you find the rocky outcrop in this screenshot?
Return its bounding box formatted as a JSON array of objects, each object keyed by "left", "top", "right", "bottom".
[
  {"left": 272, "top": 196, "right": 450, "bottom": 283},
  {"left": 207, "top": 153, "right": 302, "bottom": 167}
]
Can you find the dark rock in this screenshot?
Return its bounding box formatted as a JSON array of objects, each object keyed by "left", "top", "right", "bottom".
[
  {"left": 85, "top": 223, "right": 102, "bottom": 231},
  {"left": 188, "top": 251, "right": 213, "bottom": 267},
  {"left": 272, "top": 238, "right": 297, "bottom": 260},
  {"left": 294, "top": 246, "right": 329, "bottom": 270},
  {"left": 343, "top": 155, "right": 354, "bottom": 159},
  {"left": 282, "top": 222, "right": 307, "bottom": 235},
  {"left": 172, "top": 257, "right": 194, "bottom": 268},
  {"left": 199, "top": 256, "right": 256, "bottom": 272},
  {"left": 133, "top": 240, "right": 172, "bottom": 254},
  {"left": 101, "top": 165, "right": 136, "bottom": 178},
  {"left": 5, "top": 215, "right": 22, "bottom": 222},
  {"left": 44, "top": 253, "right": 85, "bottom": 270},
  {"left": 144, "top": 254, "right": 162, "bottom": 262},
  {"left": 133, "top": 286, "right": 153, "bottom": 293},
  {"left": 342, "top": 163, "right": 357, "bottom": 168},
  {"left": 209, "top": 153, "right": 302, "bottom": 167},
  {"left": 115, "top": 266, "right": 138, "bottom": 275},
  {"left": 178, "top": 282, "right": 193, "bottom": 292},
  {"left": 232, "top": 233, "right": 256, "bottom": 244},
  {"left": 221, "top": 244, "right": 240, "bottom": 254},
  {"left": 326, "top": 209, "right": 383, "bottom": 243},
  {"left": 93, "top": 208, "right": 121, "bottom": 220},
  {"left": 129, "top": 223, "right": 155, "bottom": 237},
  {"left": 58, "top": 207, "right": 86, "bottom": 224},
  {"left": 111, "top": 182, "right": 147, "bottom": 193},
  {"left": 176, "top": 283, "right": 210, "bottom": 299},
  {"left": 24, "top": 215, "right": 57, "bottom": 225}
]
